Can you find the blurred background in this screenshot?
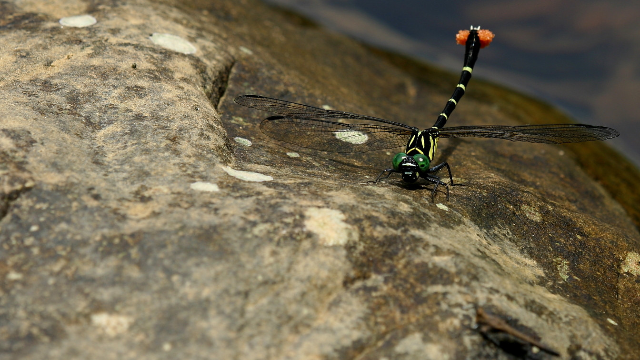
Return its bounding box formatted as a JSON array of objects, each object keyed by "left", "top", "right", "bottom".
[{"left": 264, "top": 0, "right": 640, "bottom": 167}]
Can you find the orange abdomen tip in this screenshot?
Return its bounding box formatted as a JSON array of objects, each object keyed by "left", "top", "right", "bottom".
[{"left": 456, "top": 29, "right": 495, "bottom": 48}]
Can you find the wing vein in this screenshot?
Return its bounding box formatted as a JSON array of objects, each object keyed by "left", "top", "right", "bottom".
[{"left": 438, "top": 124, "right": 619, "bottom": 144}]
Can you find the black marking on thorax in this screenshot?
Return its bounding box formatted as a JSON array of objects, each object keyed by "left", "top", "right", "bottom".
[{"left": 405, "top": 128, "right": 439, "bottom": 160}]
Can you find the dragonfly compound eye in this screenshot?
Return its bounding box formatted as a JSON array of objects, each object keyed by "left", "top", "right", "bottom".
[
  {"left": 392, "top": 153, "right": 408, "bottom": 171},
  {"left": 413, "top": 154, "right": 430, "bottom": 172}
]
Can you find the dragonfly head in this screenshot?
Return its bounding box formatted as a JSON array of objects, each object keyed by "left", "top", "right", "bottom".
[{"left": 392, "top": 153, "right": 431, "bottom": 183}]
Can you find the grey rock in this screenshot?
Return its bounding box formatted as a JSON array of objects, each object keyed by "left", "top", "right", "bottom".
[{"left": 0, "top": 0, "right": 639, "bottom": 359}]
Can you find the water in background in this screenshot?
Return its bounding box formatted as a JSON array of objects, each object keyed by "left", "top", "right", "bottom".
[{"left": 265, "top": 0, "right": 640, "bottom": 167}]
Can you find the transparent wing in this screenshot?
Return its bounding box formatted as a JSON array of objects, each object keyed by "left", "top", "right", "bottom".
[
  {"left": 438, "top": 124, "right": 619, "bottom": 144},
  {"left": 235, "top": 94, "right": 417, "bottom": 153},
  {"left": 259, "top": 116, "right": 412, "bottom": 153},
  {"left": 235, "top": 94, "right": 418, "bottom": 130}
]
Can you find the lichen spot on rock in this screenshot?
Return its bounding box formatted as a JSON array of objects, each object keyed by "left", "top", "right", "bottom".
[
  {"left": 394, "top": 333, "right": 443, "bottom": 357},
  {"left": 436, "top": 203, "right": 449, "bottom": 211},
  {"left": 286, "top": 152, "right": 300, "bottom": 158},
  {"left": 557, "top": 258, "right": 570, "bottom": 281},
  {"left": 521, "top": 204, "right": 542, "bottom": 222},
  {"left": 149, "top": 33, "right": 197, "bottom": 54},
  {"left": 59, "top": 15, "right": 97, "bottom": 28},
  {"left": 304, "top": 207, "right": 358, "bottom": 246},
  {"left": 234, "top": 137, "right": 252, "bottom": 147},
  {"left": 239, "top": 46, "right": 253, "bottom": 55},
  {"left": 221, "top": 166, "right": 273, "bottom": 182},
  {"left": 334, "top": 130, "right": 368, "bottom": 144},
  {"left": 91, "top": 312, "right": 133, "bottom": 337},
  {"left": 190, "top": 181, "right": 220, "bottom": 192},
  {"left": 6, "top": 271, "right": 23, "bottom": 281},
  {"left": 621, "top": 251, "right": 640, "bottom": 276}
]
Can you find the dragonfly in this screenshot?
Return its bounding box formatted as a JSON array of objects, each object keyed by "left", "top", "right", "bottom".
[{"left": 234, "top": 26, "right": 619, "bottom": 200}]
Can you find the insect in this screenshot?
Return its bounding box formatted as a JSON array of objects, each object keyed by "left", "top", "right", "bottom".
[{"left": 234, "top": 26, "right": 619, "bottom": 200}]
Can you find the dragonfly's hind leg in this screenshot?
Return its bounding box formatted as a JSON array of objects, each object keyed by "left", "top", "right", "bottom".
[
  {"left": 424, "top": 174, "right": 450, "bottom": 201},
  {"left": 423, "top": 161, "right": 456, "bottom": 201},
  {"left": 427, "top": 161, "right": 454, "bottom": 186}
]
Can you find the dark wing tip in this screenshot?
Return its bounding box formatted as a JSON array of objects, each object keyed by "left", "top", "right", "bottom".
[
  {"left": 585, "top": 125, "right": 619, "bottom": 141},
  {"left": 605, "top": 127, "right": 620, "bottom": 139}
]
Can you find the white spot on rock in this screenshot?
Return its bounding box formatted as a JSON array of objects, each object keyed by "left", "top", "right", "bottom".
[
  {"left": 436, "top": 203, "right": 449, "bottom": 211},
  {"left": 221, "top": 166, "right": 272, "bottom": 182},
  {"left": 239, "top": 46, "right": 253, "bottom": 55},
  {"left": 286, "top": 152, "right": 300, "bottom": 158},
  {"left": 190, "top": 181, "right": 219, "bottom": 192},
  {"left": 335, "top": 130, "right": 368, "bottom": 144},
  {"left": 394, "top": 333, "right": 432, "bottom": 354},
  {"left": 394, "top": 333, "right": 445, "bottom": 358},
  {"left": 6, "top": 271, "right": 23, "bottom": 281},
  {"left": 521, "top": 204, "right": 542, "bottom": 222},
  {"left": 607, "top": 318, "right": 618, "bottom": 326},
  {"left": 557, "top": 258, "right": 570, "bottom": 281},
  {"left": 304, "top": 207, "right": 358, "bottom": 246},
  {"left": 621, "top": 251, "right": 640, "bottom": 276},
  {"left": 149, "top": 33, "right": 197, "bottom": 54},
  {"left": 91, "top": 312, "right": 133, "bottom": 337},
  {"left": 59, "top": 15, "right": 97, "bottom": 28},
  {"left": 234, "top": 137, "right": 252, "bottom": 146}
]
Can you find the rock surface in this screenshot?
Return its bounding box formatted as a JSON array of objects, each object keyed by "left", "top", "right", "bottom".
[{"left": 0, "top": 0, "right": 639, "bottom": 359}]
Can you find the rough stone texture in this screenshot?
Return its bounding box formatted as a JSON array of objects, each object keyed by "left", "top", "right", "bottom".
[{"left": 0, "top": 0, "right": 639, "bottom": 359}]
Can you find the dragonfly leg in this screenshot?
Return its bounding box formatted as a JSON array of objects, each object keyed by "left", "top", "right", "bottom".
[
  {"left": 427, "top": 161, "right": 454, "bottom": 186},
  {"left": 370, "top": 168, "right": 397, "bottom": 183},
  {"left": 424, "top": 175, "right": 450, "bottom": 201}
]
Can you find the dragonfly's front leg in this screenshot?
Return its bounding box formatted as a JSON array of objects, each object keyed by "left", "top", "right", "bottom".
[{"left": 371, "top": 168, "right": 397, "bottom": 183}]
